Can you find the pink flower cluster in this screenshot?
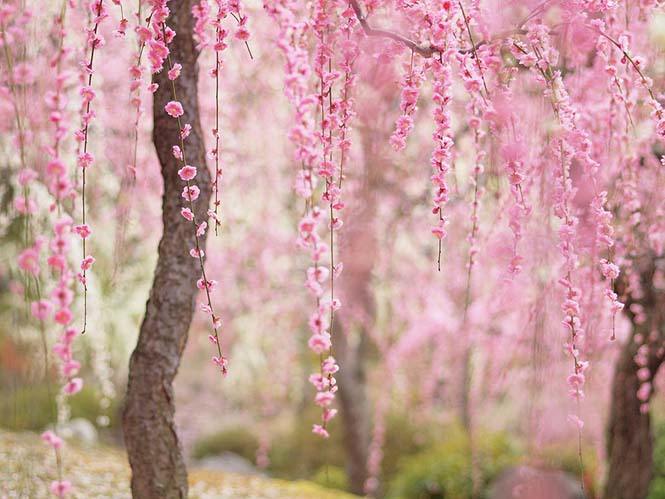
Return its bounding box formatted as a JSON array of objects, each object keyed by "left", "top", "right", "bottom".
[
  {"left": 429, "top": 55, "right": 454, "bottom": 256},
  {"left": 389, "top": 59, "right": 424, "bottom": 151}
]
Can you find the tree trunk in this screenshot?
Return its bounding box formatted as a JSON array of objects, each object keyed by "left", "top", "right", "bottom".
[
  {"left": 334, "top": 317, "right": 370, "bottom": 495},
  {"left": 605, "top": 333, "right": 654, "bottom": 499},
  {"left": 122, "top": 2, "right": 210, "bottom": 498},
  {"left": 605, "top": 258, "right": 665, "bottom": 499}
]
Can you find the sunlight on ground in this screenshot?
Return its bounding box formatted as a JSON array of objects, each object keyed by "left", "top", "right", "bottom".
[{"left": 0, "top": 431, "right": 358, "bottom": 499}]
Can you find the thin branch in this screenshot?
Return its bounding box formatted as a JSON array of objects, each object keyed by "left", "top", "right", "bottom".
[
  {"left": 350, "top": 0, "right": 439, "bottom": 57},
  {"left": 350, "top": 0, "right": 525, "bottom": 58}
]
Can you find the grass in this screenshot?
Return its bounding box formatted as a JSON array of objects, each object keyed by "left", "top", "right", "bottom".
[{"left": 0, "top": 430, "right": 359, "bottom": 499}]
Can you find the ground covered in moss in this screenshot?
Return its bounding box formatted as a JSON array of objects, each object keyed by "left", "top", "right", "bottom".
[{"left": 0, "top": 431, "right": 358, "bottom": 499}]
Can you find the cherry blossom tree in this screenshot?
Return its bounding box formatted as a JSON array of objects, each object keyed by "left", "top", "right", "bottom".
[{"left": 3, "top": 0, "right": 665, "bottom": 498}]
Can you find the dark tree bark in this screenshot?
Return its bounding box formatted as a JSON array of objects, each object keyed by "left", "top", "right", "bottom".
[
  {"left": 121, "top": 2, "right": 210, "bottom": 498},
  {"left": 605, "top": 256, "right": 665, "bottom": 499},
  {"left": 334, "top": 316, "right": 370, "bottom": 495},
  {"left": 332, "top": 130, "right": 383, "bottom": 496}
]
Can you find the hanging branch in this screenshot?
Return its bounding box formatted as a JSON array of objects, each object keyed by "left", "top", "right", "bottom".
[{"left": 349, "top": 0, "right": 439, "bottom": 57}]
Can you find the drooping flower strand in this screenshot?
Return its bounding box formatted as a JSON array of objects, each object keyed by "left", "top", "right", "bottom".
[
  {"left": 4, "top": 6, "right": 75, "bottom": 495},
  {"left": 160, "top": 21, "right": 227, "bottom": 375},
  {"left": 336, "top": 1, "right": 358, "bottom": 190},
  {"left": 389, "top": 51, "right": 424, "bottom": 152},
  {"left": 211, "top": 7, "right": 227, "bottom": 236},
  {"left": 45, "top": 0, "right": 75, "bottom": 214},
  {"left": 429, "top": 53, "right": 455, "bottom": 270},
  {"left": 512, "top": 27, "right": 590, "bottom": 477},
  {"left": 75, "top": 0, "right": 107, "bottom": 334},
  {"left": 127, "top": 5, "right": 154, "bottom": 180},
  {"left": 1, "top": 8, "right": 34, "bottom": 244},
  {"left": 227, "top": 0, "right": 253, "bottom": 59},
  {"left": 593, "top": 21, "right": 665, "bottom": 142},
  {"left": 197, "top": 0, "right": 232, "bottom": 236},
  {"left": 111, "top": 0, "right": 128, "bottom": 37},
  {"left": 310, "top": 0, "right": 342, "bottom": 438},
  {"left": 265, "top": 1, "right": 334, "bottom": 435},
  {"left": 457, "top": 0, "right": 488, "bottom": 99}
]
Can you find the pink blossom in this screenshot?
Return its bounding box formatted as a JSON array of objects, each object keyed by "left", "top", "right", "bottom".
[
  {"left": 81, "top": 255, "right": 95, "bottom": 270},
  {"left": 178, "top": 165, "right": 197, "bottom": 181},
  {"left": 18, "top": 248, "right": 40, "bottom": 275},
  {"left": 50, "top": 480, "right": 72, "bottom": 498},
  {"left": 181, "top": 124, "right": 192, "bottom": 139},
  {"left": 182, "top": 185, "right": 201, "bottom": 202},
  {"left": 235, "top": 27, "right": 250, "bottom": 41},
  {"left": 637, "top": 382, "right": 652, "bottom": 402},
  {"left": 41, "top": 430, "right": 64, "bottom": 449},
  {"left": 63, "top": 377, "right": 83, "bottom": 396},
  {"left": 190, "top": 248, "right": 204, "bottom": 258},
  {"left": 312, "top": 424, "right": 329, "bottom": 438},
  {"left": 62, "top": 360, "right": 81, "bottom": 377},
  {"left": 165, "top": 100, "right": 184, "bottom": 118},
  {"left": 47, "top": 158, "right": 66, "bottom": 176},
  {"left": 321, "top": 356, "right": 339, "bottom": 374},
  {"left": 308, "top": 333, "right": 331, "bottom": 354},
  {"left": 54, "top": 308, "right": 73, "bottom": 325},
  {"left": 75, "top": 224, "right": 91, "bottom": 239},
  {"left": 181, "top": 207, "right": 194, "bottom": 221},
  {"left": 323, "top": 408, "right": 337, "bottom": 422},
  {"left": 77, "top": 152, "right": 94, "bottom": 169},
  {"left": 315, "top": 391, "right": 334, "bottom": 407},
  {"left": 567, "top": 414, "right": 584, "bottom": 429},
  {"left": 168, "top": 63, "right": 182, "bottom": 81},
  {"left": 18, "top": 168, "right": 38, "bottom": 186},
  {"left": 32, "top": 299, "right": 53, "bottom": 320}
]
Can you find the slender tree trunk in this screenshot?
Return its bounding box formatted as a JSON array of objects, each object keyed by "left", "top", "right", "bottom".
[
  {"left": 605, "top": 258, "right": 665, "bottom": 499},
  {"left": 331, "top": 131, "right": 382, "bottom": 495},
  {"left": 122, "top": 2, "right": 210, "bottom": 498},
  {"left": 605, "top": 332, "right": 655, "bottom": 499},
  {"left": 334, "top": 319, "right": 370, "bottom": 495}
]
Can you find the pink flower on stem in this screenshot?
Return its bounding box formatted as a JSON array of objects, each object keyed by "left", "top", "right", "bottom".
[
  {"left": 312, "top": 424, "right": 329, "bottom": 439},
  {"left": 178, "top": 165, "right": 197, "bottom": 181},
  {"left": 182, "top": 185, "right": 201, "bottom": 202},
  {"left": 81, "top": 255, "right": 95, "bottom": 271},
  {"left": 63, "top": 377, "right": 83, "bottom": 396},
  {"left": 168, "top": 63, "right": 182, "bottom": 81},
  {"left": 32, "top": 299, "right": 53, "bottom": 321},
  {"left": 315, "top": 391, "right": 334, "bottom": 407},
  {"left": 181, "top": 207, "right": 194, "bottom": 221},
  {"left": 75, "top": 224, "right": 91, "bottom": 239},
  {"left": 308, "top": 333, "right": 331, "bottom": 354},
  {"left": 165, "top": 100, "right": 184, "bottom": 118},
  {"left": 41, "top": 431, "right": 64, "bottom": 449},
  {"left": 18, "top": 248, "right": 40, "bottom": 275},
  {"left": 50, "top": 480, "right": 73, "bottom": 498}
]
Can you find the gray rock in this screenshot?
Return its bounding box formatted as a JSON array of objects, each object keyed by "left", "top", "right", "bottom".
[
  {"left": 490, "top": 466, "right": 586, "bottom": 499},
  {"left": 193, "top": 453, "right": 262, "bottom": 476},
  {"left": 57, "top": 418, "right": 98, "bottom": 445}
]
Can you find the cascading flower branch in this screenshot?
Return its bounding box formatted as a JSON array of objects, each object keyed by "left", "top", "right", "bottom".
[
  {"left": 510, "top": 25, "right": 595, "bottom": 472},
  {"left": 151, "top": 1, "right": 228, "bottom": 374},
  {"left": 309, "top": 0, "right": 340, "bottom": 439},
  {"left": 192, "top": 0, "right": 253, "bottom": 236},
  {"left": 5, "top": 2, "right": 83, "bottom": 496},
  {"left": 428, "top": 5, "right": 457, "bottom": 271},
  {"left": 74, "top": 0, "right": 107, "bottom": 334},
  {"left": 267, "top": 0, "right": 345, "bottom": 438}
]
